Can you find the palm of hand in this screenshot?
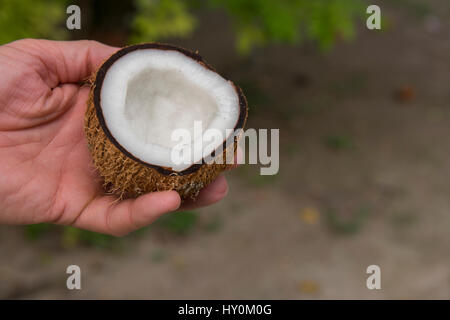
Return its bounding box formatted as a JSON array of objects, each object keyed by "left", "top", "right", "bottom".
[{"left": 0, "top": 39, "right": 228, "bottom": 235}]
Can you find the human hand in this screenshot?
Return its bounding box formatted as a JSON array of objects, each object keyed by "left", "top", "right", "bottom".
[{"left": 0, "top": 39, "right": 229, "bottom": 236}]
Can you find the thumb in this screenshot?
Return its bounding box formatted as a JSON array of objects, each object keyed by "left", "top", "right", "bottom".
[{"left": 71, "top": 191, "right": 182, "bottom": 236}]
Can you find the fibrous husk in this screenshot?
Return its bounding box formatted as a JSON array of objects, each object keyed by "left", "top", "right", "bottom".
[{"left": 84, "top": 43, "right": 248, "bottom": 200}]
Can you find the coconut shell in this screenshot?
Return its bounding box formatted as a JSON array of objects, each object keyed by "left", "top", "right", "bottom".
[{"left": 84, "top": 43, "right": 248, "bottom": 200}]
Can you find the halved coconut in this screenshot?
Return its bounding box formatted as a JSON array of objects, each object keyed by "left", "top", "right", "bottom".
[{"left": 85, "top": 43, "right": 248, "bottom": 199}]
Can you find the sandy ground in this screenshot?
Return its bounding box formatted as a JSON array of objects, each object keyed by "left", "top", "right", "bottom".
[{"left": 1, "top": 1, "right": 450, "bottom": 299}]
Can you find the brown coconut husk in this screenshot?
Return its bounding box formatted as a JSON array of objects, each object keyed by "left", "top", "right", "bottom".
[{"left": 84, "top": 43, "right": 248, "bottom": 200}]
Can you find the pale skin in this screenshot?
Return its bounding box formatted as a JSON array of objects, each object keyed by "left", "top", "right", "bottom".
[{"left": 0, "top": 39, "right": 230, "bottom": 236}]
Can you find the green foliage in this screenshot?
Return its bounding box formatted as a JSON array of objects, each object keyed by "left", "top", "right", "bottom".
[
  {"left": 24, "top": 223, "right": 118, "bottom": 249},
  {"left": 61, "top": 226, "right": 118, "bottom": 249},
  {"left": 324, "top": 134, "right": 354, "bottom": 151},
  {"left": 302, "top": 0, "right": 362, "bottom": 50},
  {"left": 24, "top": 212, "right": 199, "bottom": 247},
  {"left": 0, "top": 0, "right": 68, "bottom": 45},
  {"left": 1, "top": 0, "right": 364, "bottom": 54},
  {"left": 157, "top": 211, "right": 198, "bottom": 235},
  {"left": 24, "top": 223, "right": 54, "bottom": 240},
  {"left": 130, "top": 0, "right": 364, "bottom": 53},
  {"left": 325, "top": 206, "right": 371, "bottom": 235},
  {"left": 209, "top": 0, "right": 364, "bottom": 54},
  {"left": 130, "top": 0, "right": 197, "bottom": 43}
]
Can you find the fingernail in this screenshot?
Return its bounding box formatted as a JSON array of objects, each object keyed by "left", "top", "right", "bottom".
[{"left": 165, "top": 191, "right": 181, "bottom": 211}]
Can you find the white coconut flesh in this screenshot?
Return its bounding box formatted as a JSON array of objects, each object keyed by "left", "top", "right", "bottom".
[{"left": 100, "top": 49, "right": 240, "bottom": 172}]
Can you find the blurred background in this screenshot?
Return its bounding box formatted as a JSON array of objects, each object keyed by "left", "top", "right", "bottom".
[{"left": 1, "top": 0, "right": 450, "bottom": 299}]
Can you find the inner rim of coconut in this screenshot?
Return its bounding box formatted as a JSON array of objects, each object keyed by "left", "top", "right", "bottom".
[{"left": 100, "top": 49, "right": 240, "bottom": 172}]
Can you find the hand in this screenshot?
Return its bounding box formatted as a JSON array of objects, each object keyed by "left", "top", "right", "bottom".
[{"left": 0, "top": 39, "right": 229, "bottom": 236}]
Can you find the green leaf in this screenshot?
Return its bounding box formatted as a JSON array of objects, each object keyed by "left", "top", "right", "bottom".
[
  {"left": 157, "top": 211, "right": 198, "bottom": 235},
  {"left": 130, "top": 0, "right": 197, "bottom": 43},
  {"left": 0, "top": 0, "right": 68, "bottom": 45}
]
